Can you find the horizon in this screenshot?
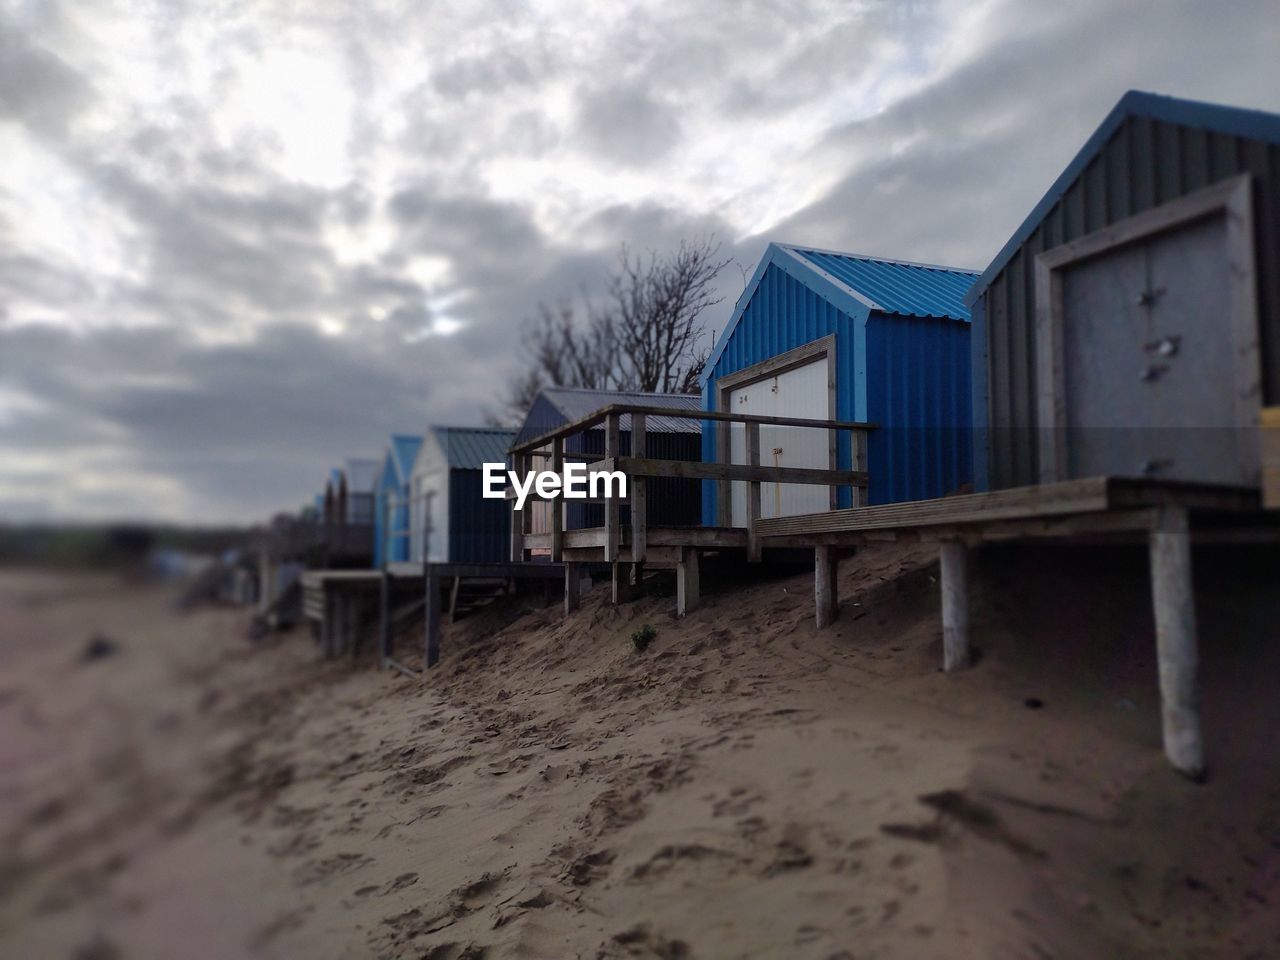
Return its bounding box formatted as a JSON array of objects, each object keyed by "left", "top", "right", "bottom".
[{"left": 3, "top": 0, "right": 1279, "bottom": 524}]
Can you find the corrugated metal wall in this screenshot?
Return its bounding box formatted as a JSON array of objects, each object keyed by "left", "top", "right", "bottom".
[
  {"left": 448, "top": 469, "right": 511, "bottom": 562},
  {"left": 865, "top": 314, "right": 972, "bottom": 504},
  {"left": 979, "top": 114, "right": 1280, "bottom": 490},
  {"left": 702, "top": 263, "right": 972, "bottom": 520}
]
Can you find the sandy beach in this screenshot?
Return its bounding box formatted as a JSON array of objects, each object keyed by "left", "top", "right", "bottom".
[{"left": 1, "top": 542, "right": 1277, "bottom": 959}]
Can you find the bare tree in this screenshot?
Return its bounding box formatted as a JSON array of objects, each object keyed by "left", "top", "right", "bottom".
[{"left": 491, "top": 237, "right": 731, "bottom": 423}]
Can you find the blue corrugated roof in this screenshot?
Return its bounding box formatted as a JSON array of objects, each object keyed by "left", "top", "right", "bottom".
[
  {"left": 967, "top": 89, "right": 1280, "bottom": 306},
  {"left": 432, "top": 426, "right": 516, "bottom": 469},
  {"left": 787, "top": 246, "right": 977, "bottom": 321},
  {"left": 702, "top": 242, "right": 977, "bottom": 383}
]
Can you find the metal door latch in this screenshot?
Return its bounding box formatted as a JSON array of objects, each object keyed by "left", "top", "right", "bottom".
[
  {"left": 1140, "top": 364, "right": 1169, "bottom": 382},
  {"left": 1144, "top": 335, "right": 1181, "bottom": 358}
]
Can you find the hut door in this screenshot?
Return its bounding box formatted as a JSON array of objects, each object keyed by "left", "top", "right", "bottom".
[
  {"left": 1059, "top": 212, "right": 1251, "bottom": 485},
  {"left": 728, "top": 357, "right": 831, "bottom": 523}
]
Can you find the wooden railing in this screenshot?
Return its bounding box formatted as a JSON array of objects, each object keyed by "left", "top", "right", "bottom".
[{"left": 507, "top": 403, "right": 876, "bottom": 564}]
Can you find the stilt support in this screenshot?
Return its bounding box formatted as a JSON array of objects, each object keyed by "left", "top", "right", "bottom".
[
  {"left": 1149, "top": 508, "right": 1204, "bottom": 780},
  {"left": 564, "top": 561, "right": 581, "bottom": 615},
  {"left": 815, "top": 545, "right": 838, "bottom": 628},
  {"left": 677, "top": 547, "right": 700, "bottom": 617},
  {"left": 940, "top": 540, "right": 970, "bottom": 672},
  {"left": 424, "top": 568, "right": 441, "bottom": 670}
]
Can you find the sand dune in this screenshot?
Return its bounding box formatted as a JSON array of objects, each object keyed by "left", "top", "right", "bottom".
[{"left": 1, "top": 542, "right": 1277, "bottom": 959}]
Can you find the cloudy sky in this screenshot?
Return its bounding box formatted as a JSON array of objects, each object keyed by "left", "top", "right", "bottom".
[{"left": 1, "top": 0, "right": 1278, "bottom": 524}]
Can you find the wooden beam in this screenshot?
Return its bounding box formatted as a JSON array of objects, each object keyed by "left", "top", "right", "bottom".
[
  {"left": 746, "top": 422, "right": 761, "bottom": 562},
  {"left": 564, "top": 561, "right": 581, "bottom": 615},
  {"left": 940, "top": 540, "right": 970, "bottom": 672},
  {"left": 424, "top": 568, "right": 441, "bottom": 669},
  {"left": 677, "top": 547, "right": 700, "bottom": 616},
  {"left": 600, "top": 456, "right": 867, "bottom": 488},
  {"left": 550, "top": 437, "right": 564, "bottom": 561},
  {"left": 604, "top": 414, "right": 620, "bottom": 563},
  {"left": 815, "top": 545, "right": 838, "bottom": 628},
  {"left": 632, "top": 413, "right": 647, "bottom": 563},
  {"left": 509, "top": 452, "right": 525, "bottom": 562},
  {"left": 1149, "top": 508, "right": 1204, "bottom": 780},
  {"left": 511, "top": 402, "right": 878, "bottom": 456}
]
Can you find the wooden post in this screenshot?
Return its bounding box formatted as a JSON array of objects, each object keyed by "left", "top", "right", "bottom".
[
  {"left": 604, "top": 413, "right": 620, "bottom": 564},
  {"left": 940, "top": 540, "right": 970, "bottom": 672},
  {"left": 257, "top": 548, "right": 274, "bottom": 615},
  {"left": 611, "top": 562, "right": 629, "bottom": 605},
  {"left": 677, "top": 547, "right": 700, "bottom": 616},
  {"left": 815, "top": 545, "right": 838, "bottom": 628},
  {"left": 348, "top": 594, "right": 362, "bottom": 660},
  {"left": 510, "top": 453, "right": 525, "bottom": 562},
  {"left": 447, "top": 575, "right": 462, "bottom": 624},
  {"left": 746, "top": 421, "right": 761, "bottom": 562},
  {"left": 1149, "top": 508, "right": 1204, "bottom": 780},
  {"left": 564, "top": 561, "right": 581, "bottom": 615},
  {"left": 850, "top": 428, "right": 868, "bottom": 508},
  {"left": 551, "top": 438, "right": 564, "bottom": 562},
  {"left": 379, "top": 570, "right": 390, "bottom": 669},
  {"left": 631, "top": 413, "right": 647, "bottom": 564},
  {"left": 424, "top": 567, "right": 441, "bottom": 670}
]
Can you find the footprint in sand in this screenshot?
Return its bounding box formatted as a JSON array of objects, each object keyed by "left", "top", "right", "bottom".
[{"left": 293, "top": 852, "right": 373, "bottom": 887}]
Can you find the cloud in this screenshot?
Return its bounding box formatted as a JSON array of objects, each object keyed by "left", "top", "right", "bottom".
[
  {"left": 576, "top": 83, "right": 684, "bottom": 166},
  {"left": 0, "top": 18, "right": 95, "bottom": 134},
  {"left": 0, "top": 0, "right": 1278, "bottom": 522}
]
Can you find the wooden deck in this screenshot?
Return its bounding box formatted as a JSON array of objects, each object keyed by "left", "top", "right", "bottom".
[
  {"left": 756, "top": 476, "right": 1261, "bottom": 543},
  {"left": 752, "top": 475, "right": 1271, "bottom": 780}
]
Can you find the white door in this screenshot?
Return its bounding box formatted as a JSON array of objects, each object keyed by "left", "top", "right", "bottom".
[{"left": 729, "top": 357, "right": 831, "bottom": 524}]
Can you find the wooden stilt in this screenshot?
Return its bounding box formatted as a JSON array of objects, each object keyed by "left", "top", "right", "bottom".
[
  {"left": 564, "top": 561, "right": 581, "bottom": 615},
  {"left": 1149, "top": 508, "right": 1204, "bottom": 780},
  {"left": 940, "top": 540, "right": 970, "bottom": 672},
  {"left": 424, "top": 569, "right": 441, "bottom": 670},
  {"left": 327, "top": 589, "right": 341, "bottom": 658},
  {"left": 611, "top": 563, "right": 625, "bottom": 605},
  {"left": 815, "top": 545, "right": 838, "bottom": 628},
  {"left": 448, "top": 575, "right": 462, "bottom": 624},
  {"left": 348, "top": 594, "right": 362, "bottom": 660},
  {"left": 677, "top": 547, "right": 700, "bottom": 616}
]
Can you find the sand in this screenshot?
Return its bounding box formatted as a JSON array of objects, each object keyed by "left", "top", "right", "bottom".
[{"left": 1, "top": 541, "right": 1277, "bottom": 959}]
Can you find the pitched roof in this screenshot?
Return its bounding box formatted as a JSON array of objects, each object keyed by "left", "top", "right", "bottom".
[
  {"left": 344, "top": 458, "right": 380, "bottom": 493},
  {"left": 702, "top": 242, "right": 977, "bottom": 382},
  {"left": 787, "top": 245, "right": 978, "bottom": 320},
  {"left": 390, "top": 434, "right": 423, "bottom": 481},
  {"left": 542, "top": 387, "right": 701, "bottom": 434},
  {"left": 431, "top": 426, "right": 517, "bottom": 469},
  {"left": 967, "top": 89, "right": 1280, "bottom": 305}
]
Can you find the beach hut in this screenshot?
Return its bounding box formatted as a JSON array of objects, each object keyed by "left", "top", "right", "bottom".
[
  {"left": 512, "top": 387, "right": 703, "bottom": 537},
  {"left": 343, "top": 458, "right": 379, "bottom": 525},
  {"left": 966, "top": 90, "right": 1280, "bottom": 494},
  {"left": 700, "top": 243, "right": 977, "bottom": 525},
  {"left": 408, "top": 427, "right": 516, "bottom": 564},
  {"left": 373, "top": 434, "right": 423, "bottom": 566}
]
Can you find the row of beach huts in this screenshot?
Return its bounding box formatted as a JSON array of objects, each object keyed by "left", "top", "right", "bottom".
[{"left": 250, "top": 91, "right": 1280, "bottom": 779}]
